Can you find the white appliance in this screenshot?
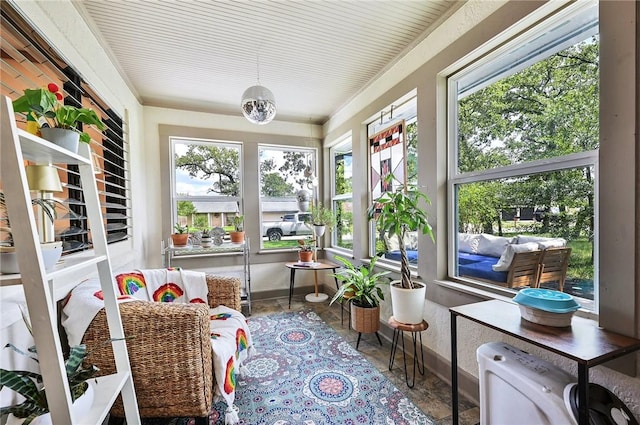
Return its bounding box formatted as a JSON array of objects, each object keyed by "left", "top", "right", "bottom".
[{"left": 477, "top": 342, "right": 578, "bottom": 425}]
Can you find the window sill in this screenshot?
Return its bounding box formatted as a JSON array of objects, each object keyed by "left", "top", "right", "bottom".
[{"left": 433, "top": 278, "right": 597, "bottom": 320}]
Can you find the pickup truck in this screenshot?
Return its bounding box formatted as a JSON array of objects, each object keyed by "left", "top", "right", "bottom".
[{"left": 262, "top": 213, "right": 312, "bottom": 241}]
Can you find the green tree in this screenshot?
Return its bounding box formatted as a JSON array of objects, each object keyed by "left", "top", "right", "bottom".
[
  {"left": 175, "top": 145, "right": 240, "bottom": 196},
  {"left": 457, "top": 37, "right": 598, "bottom": 246},
  {"left": 260, "top": 157, "right": 295, "bottom": 197}
]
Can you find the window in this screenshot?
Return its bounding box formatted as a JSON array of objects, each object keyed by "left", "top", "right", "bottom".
[
  {"left": 367, "top": 95, "right": 418, "bottom": 262},
  {"left": 448, "top": 3, "right": 598, "bottom": 308},
  {"left": 330, "top": 136, "right": 353, "bottom": 250},
  {"left": 1, "top": 5, "right": 130, "bottom": 253},
  {"left": 170, "top": 138, "right": 242, "bottom": 235},
  {"left": 258, "top": 145, "right": 316, "bottom": 249}
]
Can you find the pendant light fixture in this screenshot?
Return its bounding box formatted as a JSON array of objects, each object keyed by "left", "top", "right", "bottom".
[{"left": 241, "top": 53, "right": 276, "bottom": 125}]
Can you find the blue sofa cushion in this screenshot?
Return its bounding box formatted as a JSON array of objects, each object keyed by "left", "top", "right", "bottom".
[
  {"left": 458, "top": 252, "right": 499, "bottom": 265},
  {"left": 458, "top": 260, "right": 507, "bottom": 283},
  {"left": 385, "top": 250, "right": 418, "bottom": 264}
]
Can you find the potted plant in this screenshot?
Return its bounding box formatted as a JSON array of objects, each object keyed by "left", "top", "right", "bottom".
[
  {"left": 170, "top": 223, "right": 189, "bottom": 247},
  {"left": 305, "top": 202, "right": 336, "bottom": 238},
  {"left": 330, "top": 255, "right": 390, "bottom": 339},
  {"left": 200, "top": 227, "right": 212, "bottom": 248},
  {"left": 367, "top": 173, "right": 434, "bottom": 324},
  {"left": 297, "top": 237, "right": 316, "bottom": 263},
  {"left": 0, "top": 343, "right": 98, "bottom": 424},
  {"left": 0, "top": 192, "right": 68, "bottom": 274},
  {"left": 229, "top": 215, "right": 244, "bottom": 243},
  {"left": 12, "top": 83, "right": 107, "bottom": 153}
]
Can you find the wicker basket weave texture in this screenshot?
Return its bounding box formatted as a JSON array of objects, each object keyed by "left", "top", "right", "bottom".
[
  {"left": 82, "top": 274, "right": 242, "bottom": 418},
  {"left": 350, "top": 304, "right": 381, "bottom": 333}
]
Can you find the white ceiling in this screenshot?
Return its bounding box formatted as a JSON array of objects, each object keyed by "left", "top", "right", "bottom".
[{"left": 75, "top": 1, "right": 460, "bottom": 124}]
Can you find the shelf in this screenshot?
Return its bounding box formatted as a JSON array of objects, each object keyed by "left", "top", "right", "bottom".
[
  {"left": 78, "top": 372, "right": 130, "bottom": 425},
  {"left": 16, "top": 128, "right": 91, "bottom": 165}
]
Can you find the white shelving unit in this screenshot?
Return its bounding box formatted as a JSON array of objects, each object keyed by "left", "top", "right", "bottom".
[
  {"left": 0, "top": 96, "right": 140, "bottom": 424},
  {"left": 162, "top": 238, "right": 252, "bottom": 314}
]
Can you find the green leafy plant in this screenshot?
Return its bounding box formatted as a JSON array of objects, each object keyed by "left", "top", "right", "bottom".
[
  {"left": 367, "top": 173, "right": 434, "bottom": 289},
  {"left": 330, "top": 255, "right": 390, "bottom": 308},
  {"left": 0, "top": 343, "right": 98, "bottom": 424},
  {"left": 306, "top": 202, "right": 336, "bottom": 227},
  {"left": 12, "top": 83, "right": 107, "bottom": 144},
  {"left": 297, "top": 237, "right": 316, "bottom": 252},
  {"left": 231, "top": 215, "right": 244, "bottom": 232},
  {"left": 201, "top": 227, "right": 212, "bottom": 237},
  {"left": 173, "top": 223, "right": 188, "bottom": 234}
]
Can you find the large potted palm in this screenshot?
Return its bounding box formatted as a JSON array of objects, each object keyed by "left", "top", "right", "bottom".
[
  {"left": 367, "top": 173, "right": 434, "bottom": 324},
  {"left": 330, "top": 255, "right": 390, "bottom": 339}
]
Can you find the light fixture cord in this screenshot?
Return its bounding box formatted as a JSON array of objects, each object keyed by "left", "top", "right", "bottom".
[{"left": 256, "top": 51, "right": 261, "bottom": 85}]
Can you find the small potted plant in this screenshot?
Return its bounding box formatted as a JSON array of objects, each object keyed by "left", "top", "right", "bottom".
[
  {"left": 12, "top": 83, "right": 107, "bottom": 153},
  {"left": 367, "top": 173, "right": 434, "bottom": 324},
  {"left": 0, "top": 342, "right": 98, "bottom": 424},
  {"left": 305, "top": 202, "right": 336, "bottom": 238},
  {"left": 229, "top": 215, "right": 245, "bottom": 243},
  {"left": 200, "top": 227, "right": 212, "bottom": 248},
  {"left": 297, "top": 237, "right": 316, "bottom": 263},
  {"left": 170, "top": 223, "right": 189, "bottom": 247},
  {"left": 330, "top": 255, "right": 390, "bottom": 340}
]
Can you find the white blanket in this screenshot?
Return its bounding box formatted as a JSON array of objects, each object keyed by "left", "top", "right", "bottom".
[
  {"left": 61, "top": 278, "right": 136, "bottom": 346},
  {"left": 209, "top": 305, "right": 255, "bottom": 424},
  {"left": 138, "top": 268, "right": 208, "bottom": 304}
]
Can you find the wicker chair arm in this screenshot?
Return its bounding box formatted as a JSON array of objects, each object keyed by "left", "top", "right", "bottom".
[
  {"left": 83, "top": 301, "right": 213, "bottom": 418},
  {"left": 206, "top": 275, "right": 242, "bottom": 311}
]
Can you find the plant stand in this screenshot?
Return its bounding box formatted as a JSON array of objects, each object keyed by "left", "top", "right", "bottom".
[
  {"left": 388, "top": 316, "right": 428, "bottom": 388},
  {"left": 305, "top": 225, "right": 328, "bottom": 303}
]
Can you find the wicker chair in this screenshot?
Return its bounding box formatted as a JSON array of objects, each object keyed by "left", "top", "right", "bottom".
[{"left": 82, "top": 275, "right": 242, "bottom": 419}]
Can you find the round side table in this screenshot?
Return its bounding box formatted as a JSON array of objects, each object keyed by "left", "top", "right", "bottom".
[{"left": 388, "top": 316, "right": 429, "bottom": 388}]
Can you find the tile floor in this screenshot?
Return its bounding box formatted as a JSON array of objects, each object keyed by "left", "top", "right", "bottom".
[{"left": 247, "top": 296, "right": 481, "bottom": 425}]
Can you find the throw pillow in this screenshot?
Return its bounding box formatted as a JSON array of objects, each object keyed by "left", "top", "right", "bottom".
[
  {"left": 477, "top": 234, "right": 514, "bottom": 258},
  {"left": 538, "top": 239, "right": 567, "bottom": 249},
  {"left": 458, "top": 233, "right": 480, "bottom": 253},
  {"left": 492, "top": 242, "right": 540, "bottom": 271},
  {"left": 517, "top": 235, "right": 566, "bottom": 246}
]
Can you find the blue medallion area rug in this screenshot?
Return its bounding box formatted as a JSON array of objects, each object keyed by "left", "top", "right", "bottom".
[{"left": 141, "top": 310, "right": 435, "bottom": 425}]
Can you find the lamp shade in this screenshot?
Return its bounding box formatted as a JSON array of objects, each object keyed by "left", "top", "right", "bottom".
[
  {"left": 26, "top": 165, "right": 62, "bottom": 192},
  {"left": 241, "top": 85, "right": 276, "bottom": 125}
]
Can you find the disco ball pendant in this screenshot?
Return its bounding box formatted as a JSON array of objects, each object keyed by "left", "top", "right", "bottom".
[{"left": 241, "top": 85, "right": 276, "bottom": 125}]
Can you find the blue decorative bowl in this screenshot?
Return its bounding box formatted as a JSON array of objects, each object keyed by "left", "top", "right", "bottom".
[{"left": 513, "top": 288, "right": 580, "bottom": 313}]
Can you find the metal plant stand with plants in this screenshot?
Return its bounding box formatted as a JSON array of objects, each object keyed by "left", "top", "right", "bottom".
[{"left": 367, "top": 173, "right": 434, "bottom": 325}]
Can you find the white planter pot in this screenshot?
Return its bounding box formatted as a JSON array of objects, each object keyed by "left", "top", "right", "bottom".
[
  {"left": 313, "top": 225, "right": 326, "bottom": 237},
  {"left": 40, "top": 128, "right": 80, "bottom": 154},
  {"left": 0, "top": 249, "right": 19, "bottom": 274},
  {"left": 0, "top": 242, "right": 62, "bottom": 274},
  {"left": 41, "top": 242, "right": 63, "bottom": 271},
  {"left": 389, "top": 280, "right": 426, "bottom": 325}
]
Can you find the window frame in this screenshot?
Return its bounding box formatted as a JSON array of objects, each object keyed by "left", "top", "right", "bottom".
[
  {"left": 257, "top": 144, "right": 317, "bottom": 250},
  {"left": 169, "top": 137, "right": 244, "bottom": 231},
  {"left": 446, "top": 1, "right": 599, "bottom": 306},
  {"left": 330, "top": 134, "right": 353, "bottom": 251}
]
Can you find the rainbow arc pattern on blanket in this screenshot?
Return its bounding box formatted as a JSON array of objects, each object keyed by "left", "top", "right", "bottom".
[
  {"left": 116, "top": 272, "right": 146, "bottom": 295},
  {"left": 236, "top": 328, "right": 248, "bottom": 358},
  {"left": 211, "top": 312, "right": 232, "bottom": 320},
  {"left": 152, "top": 283, "right": 184, "bottom": 302},
  {"left": 224, "top": 357, "right": 236, "bottom": 394}
]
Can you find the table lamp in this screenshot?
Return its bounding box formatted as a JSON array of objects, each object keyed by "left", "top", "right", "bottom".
[{"left": 26, "top": 164, "right": 62, "bottom": 243}]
